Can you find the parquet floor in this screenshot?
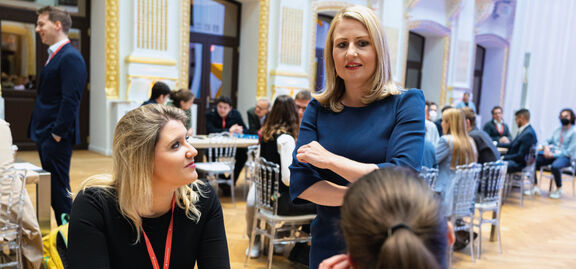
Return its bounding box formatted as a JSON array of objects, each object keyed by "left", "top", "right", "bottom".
[{"left": 16, "top": 150, "right": 576, "bottom": 269}]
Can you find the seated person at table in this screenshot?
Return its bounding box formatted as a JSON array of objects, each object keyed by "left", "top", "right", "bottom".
[
  {"left": 205, "top": 96, "right": 248, "bottom": 183},
  {"left": 533, "top": 108, "right": 576, "bottom": 199},
  {"left": 68, "top": 105, "right": 230, "bottom": 268},
  {"left": 501, "top": 108, "right": 537, "bottom": 173},
  {"left": 168, "top": 88, "right": 195, "bottom": 135},
  {"left": 246, "top": 97, "right": 270, "bottom": 135},
  {"left": 245, "top": 95, "right": 316, "bottom": 261},
  {"left": 462, "top": 107, "right": 499, "bottom": 164},
  {"left": 483, "top": 106, "right": 512, "bottom": 144},
  {"left": 436, "top": 108, "right": 477, "bottom": 215},
  {"left": 294, "top": 90, "right": 312, "bottom": 123},
  {"left": 319, "top": 167, "right": 454, "bottom": 269},
  {"left": 141, "top": 81, "right": 171, "bottom": 106}
]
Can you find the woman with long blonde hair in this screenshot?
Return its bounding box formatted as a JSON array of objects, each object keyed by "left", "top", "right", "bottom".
[
  {"left": 435, "top": 108, "right": 477, "bottom": 214},
  {"left": 68, "top": 104, "right": 230, "bottom": 268},
  {"left": 290, "top": 5, "right": 425, "bottom": 268}
]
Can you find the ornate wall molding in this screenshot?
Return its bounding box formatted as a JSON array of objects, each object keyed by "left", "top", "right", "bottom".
[
  {"left": 280, "top": 7, "right": 304, "bottom": 65},
  {"left": 269, "top": 70, "right": 309, "bottom": 78},
  {"left": 137, "top": 0, "right": 168, "bottom": 51},
  {"left": 475, "top": 0, "right": 495, "bottom": 25},
  {"left": 105, "top": 0, "right": 120, "bottom": 99},
  {"left": 178, "top": 0, "right": 190, "bottom": 89},
  {"left": 256, "top": 0, "right": 270, "bottom": 98},
  {"left": 499, "top": 47, "right": 509, "bottom": 107},
  {"left": 308, "top": 1, "right": 353, "bottom": 91},
  {"left": 446, "top": 0, "right": 464, "bottom": 19},
  {"left": 405, "top": 0, "right": 420, "bottom": 9},
  {"left": 125, "top": 56, "right": 177, "bottom": 66},
  {"left": 475, "top": 33, "right": 509, "bottom": 47},
  {"left": 408, "top": 20, "right": 451, "bottom": 35}
]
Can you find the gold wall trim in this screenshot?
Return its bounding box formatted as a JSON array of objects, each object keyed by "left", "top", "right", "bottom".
[
  {"left": 499, "top": 47, "right": 509, "bottom": 107},
  {"left": 125, "top": 55, "right": 177, "bottom": 66},
  {"left": 256, "top": 0, "right": 270, "bottom": 98},
  {"left": 440, "top": 36, "right": 451, "bottom": 106},
  {"left": 179, "top": 0, "right": 191, "bottom": 90},
  {"left": 105, "top": 0, "right": 120, "bottom": 99},
  {"left": 271, "top": 84, "right": 311, "bottom": 98},
  {"left": 269, "top": 70, "right": 308, "bottom": 78},
  {"left": 280, "top": 7, "right": 304, "bottom": 65},
  {"left": 308, "top": 1, "right": 353, "bottom": 91}
]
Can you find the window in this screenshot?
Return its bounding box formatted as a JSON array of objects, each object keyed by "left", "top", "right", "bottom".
[{"left": 404, "top": 32, "right": 425, "bottom": 89}]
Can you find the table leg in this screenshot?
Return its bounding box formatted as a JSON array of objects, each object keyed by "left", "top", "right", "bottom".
[{"left": 37, "top": 172, "right": 51, "bottom": 235}]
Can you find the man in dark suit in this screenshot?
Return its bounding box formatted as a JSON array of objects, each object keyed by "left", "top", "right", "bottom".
[
  {"left": 501, "top": 109, "right": 538, "bottom": 173},
  {"left": 28, "top": 6, "right": 87, "bottom": 224},
  {"left": 462, "top": 108, "right": 500, "bottom": 164},
  {"left": 245, "top": 97, "right": 270, "bottom": 134},
  {"left": 483, "top": 106, "right": 512, "bottom": 144}
]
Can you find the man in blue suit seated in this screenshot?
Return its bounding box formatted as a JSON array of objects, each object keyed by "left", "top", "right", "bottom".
[
  {"left": 28, "top": 6, "right": 87, "bottom": 224},
  {"left": 501, "top": 109, "right": 538, "bottom": 173}
]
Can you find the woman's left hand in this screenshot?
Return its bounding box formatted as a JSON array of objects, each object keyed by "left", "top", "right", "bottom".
[
  {"left": 319, "top": 254, "right": 352, "bottom": 269},
  {"left": 296, "top": 141, "right": 336, "bottom": 169}
]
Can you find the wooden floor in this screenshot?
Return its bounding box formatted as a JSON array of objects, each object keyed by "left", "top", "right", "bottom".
[{"left": 16, "top": 150, "right": 576, "bottom": 269}]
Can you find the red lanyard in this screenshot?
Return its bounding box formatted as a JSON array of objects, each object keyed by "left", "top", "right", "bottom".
[
  {"left": 45, "top": 40, "right": 70, "bottom": 65},
  {"left": 494, "top": 122, "right": 504, "bottom": 136},
  {"left": 222, "top": 118, "right": 226, "bottom": 129},
  {"left": 142, "top": 195, "right": 175, "bottom": 269}
]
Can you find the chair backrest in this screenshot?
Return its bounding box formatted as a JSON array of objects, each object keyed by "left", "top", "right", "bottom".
[
  {"left": 419, "top": 166, "right": 439, "bottom": 189},
  {"left": 206, "top": 132, "right": 237, "bottom": 166},
  {"left": 477, "top": 161, "right": 508, "bottom": 203},
  {"left": 452, "top": 163, "right": 482, "bottom": 217},
  {"left": 244, "top": 145, "right": 260, "bottom": 183},
  {"left": 0, "top": 165, "right": 27, "bottom": 267},
  {"left": 254, "top": 157, "right": 280, "bottom": 215}
]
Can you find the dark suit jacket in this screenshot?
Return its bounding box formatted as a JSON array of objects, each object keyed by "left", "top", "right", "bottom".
[
  {"left": 206, "top": 108, "right": 247, "bottom": 134},
  {"left": 28, "top": 43, "right": 87, "bottom": 144},
  {"left": 246, "top": 107, "right": 265, "bottom": 135},
  {"left": 483, "top": 120, "right": 512, "bottom": 142},
  {"left": 502, "top": 125, "right": 538, "bottom": 167},
  {"left": 469, "top": 127, "right": 500, "bottom": 164}
]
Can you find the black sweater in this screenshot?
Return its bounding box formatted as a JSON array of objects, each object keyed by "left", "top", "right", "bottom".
[{"left": 68, "top": 185, "right": 230, "bottom": 269}]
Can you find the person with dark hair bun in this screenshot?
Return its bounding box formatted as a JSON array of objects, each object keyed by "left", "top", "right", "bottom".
[
  {"left": 319, "top": 167, "right": 454, "bottom": 269},
  {"left": 169, "top": 88, "right": 195, "bottom": 135},
  {"left": 534, "top": 108, "right": 576, "bottom": 199}
]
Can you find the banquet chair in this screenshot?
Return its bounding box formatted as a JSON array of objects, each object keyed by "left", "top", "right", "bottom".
[
  {"left": 474, "top": 161, "right": 507, "bottom": 259},
  {"left": 194, "top": 132, "right": 238, "bottom": 206},
  {"left": 243, "top": 145, "right": 260, "bottom": 197},
  {"left": 245, "top": 158, "right": 315, "bottom": 269},
  {"left": 449, "top": 163, "right": 482, "bottom": 262},
  {"left": 419, "top": 166, "right": 438, "bottom": 189},
  {"left": 505, "top": 145, "right": 537, "bottom": 206},
  {"left": 0, "top": 165, "right": 27, "bottom": 269},
  {"left": 538, "top": 151, "right": 576, "bottom": 197}
]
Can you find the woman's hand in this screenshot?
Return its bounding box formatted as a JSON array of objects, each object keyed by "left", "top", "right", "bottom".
[
  {"left": 296, "top": 141, "right": 335, "bottom": 169},
  {"left": 319, "top": 254, "right": 352, "bottom": 269}
]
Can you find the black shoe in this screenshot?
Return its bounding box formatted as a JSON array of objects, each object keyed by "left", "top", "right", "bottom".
[
  {"left": 288, "top": 243, "right": 310, "bottom": 267},
  {"left": 453, "top": 231, "right": 478, "bottom": 251}
]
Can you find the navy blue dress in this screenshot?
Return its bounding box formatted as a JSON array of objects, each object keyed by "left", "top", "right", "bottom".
[{"left": 289, "top": 89, "right": 425, "bottom": 268}]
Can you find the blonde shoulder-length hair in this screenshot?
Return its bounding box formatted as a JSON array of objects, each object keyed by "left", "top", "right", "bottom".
[
  {"left": 442, "top": 108, "right": 477, "bottom": 169},
  {"left": 77, "top": 104, "right": 204, "bottom": 242},
  {"left": 315, "top": 5, "right": 401, "bottom": 112}
]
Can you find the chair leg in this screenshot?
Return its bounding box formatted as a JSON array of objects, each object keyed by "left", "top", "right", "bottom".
[
  {"left": 477, "top": 213, "right": 483, "bottom": 260},
  {"left": 267, "top": 226, "right": 276, "bottom": 269},
  {"left": 496, "top": 208, "right": 503, "bottom": 254},
  {"left": 245, "top": 214, "right": 261, "bottom": 266},
  {"left": 469, "top": 218, "right": 475, "bottom": 262},
  {"left": 230, "top": 175, "right": 236, "bottom": 208}
]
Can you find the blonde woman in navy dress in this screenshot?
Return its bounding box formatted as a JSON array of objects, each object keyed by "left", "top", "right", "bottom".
[{"left": 289, "top": 5, "right": 425, "bottom": 269}]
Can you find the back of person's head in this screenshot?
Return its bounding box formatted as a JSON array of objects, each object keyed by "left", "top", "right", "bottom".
[
  {"left": 316, "top": 5, "right": 399, "bottom": 113},
  {"left": 515, "top": 108, "right": 530, "bottom": 121},
  {"left": 80, "top": 105, "right": 202, "bottom": 241},
  {"left": 342, "top": 167, "right": 447, "bottom": 269},
  {"left": 150, "top": 81, "right": 171, "bottom": 100},
  {"left": 441, "top": 105, "right": 452, "bottom": 114},
  {"left": 37, "top": 6, "right": 72, "bottom": 34},
  {"left": 216, "top": 96, "right": 233, "bottom": 107},
  {"left": 442, "top": 108, "right": 476, "bottom": 168},
  {"left": 261, "top": 95, "right": 299, "bottom": 142},
  {"left": 461, "top": 107, "right": 476, "bottom": 127},
  {"left": 170, "top": 88, "right": 195, "bottom": 108},
  {"left": 295, "top": 90, "right": 312, "bottom": 101},
  {"left": 560, "top": 108, "right": 576, "bottom": 125}
]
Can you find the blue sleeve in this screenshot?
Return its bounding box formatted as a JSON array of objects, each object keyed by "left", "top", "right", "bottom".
[
  {"left": 289, "top": 100, "right": 324, "bottom": 202},
  {"left": 436, "top": 136, "right": 451, "bottom": 164},
  {"left": 377, "top": 89, "right": 425, "bottom": 171},
  {"left": 52, "top": 52, "right": 87, "bottom": 137}
]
